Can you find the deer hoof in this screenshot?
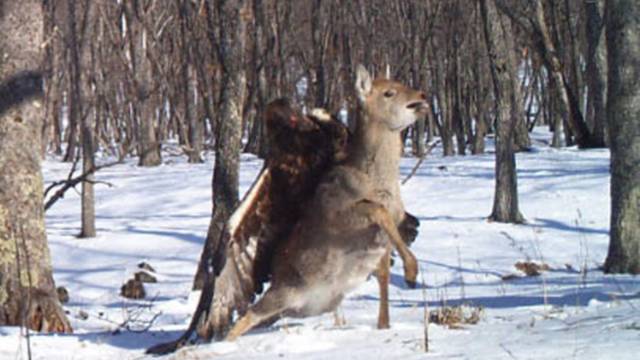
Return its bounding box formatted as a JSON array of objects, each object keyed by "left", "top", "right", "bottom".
[
  {"left": 405, "top": 279, "right": 417, "bottom": 289},
  {"left": 404, "top": 263, "right": 418, "bottom": 288}
]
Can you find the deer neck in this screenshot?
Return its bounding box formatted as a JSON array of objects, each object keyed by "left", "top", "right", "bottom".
[{"left": 346, "top": 112, "right": 403, "bottom": 204}]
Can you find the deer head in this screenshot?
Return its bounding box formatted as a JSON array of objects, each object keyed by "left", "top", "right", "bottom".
[{"left": 355, "top": 64, "right": 428, "bottom": 131}]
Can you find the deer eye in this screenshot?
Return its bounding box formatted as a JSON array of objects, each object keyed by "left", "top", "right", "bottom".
[{"left": 383, "top": 89, "right": 397, "bottom": 98}]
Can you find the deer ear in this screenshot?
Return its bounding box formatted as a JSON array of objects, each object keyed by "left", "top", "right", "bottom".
[{"left": 355, "top": 64, "right": 372, "bottom": 102}]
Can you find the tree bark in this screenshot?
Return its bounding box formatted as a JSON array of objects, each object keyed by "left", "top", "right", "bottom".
[
  {"left": 480, "top": 0, "right": 524, "bottom": 224},
  {"left": 471, "top": 27, "right": 488, "bottom": 155},
  {"left": 126, "top": 3, "right": 162, "bottom": 167},
  {"left": 585, "top": 0, "right": 608, "bottom": 146},
  {"left": 451, "top": 32, "right": 466, "bottom": 156},
  {"left": 0, "top": 0, "right": 72, "bottom": 332},
  {"left": 603, "top": 0, "right": 640, "bottom": 274},
  {"left": 409, "top": 1, "right": 426, "bottom": 158},
  {"left": 178, "top": 0, "right": 204, "bottom": 164},
  {"left": 244, "top": 0, "right": 268, "bottom": 158},
  {"left": 512, "top": 92, "right": 531, "bottom": 151},
  {"left": 311, "top": 0, "right": 326, "bottom": 108}
]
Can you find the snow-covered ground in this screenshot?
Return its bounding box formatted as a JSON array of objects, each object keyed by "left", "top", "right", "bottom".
[{"left": 1, "top": 128, "right": 638, "bottom": 360}]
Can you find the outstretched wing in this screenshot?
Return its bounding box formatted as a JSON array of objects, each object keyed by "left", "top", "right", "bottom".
[{"left": 203, "top": 166, "right": 276, "bottom": 338}]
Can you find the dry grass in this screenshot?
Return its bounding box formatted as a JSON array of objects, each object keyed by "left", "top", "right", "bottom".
[
  {"left": 514, "top": 261, "right": 550, "bottom": 277},
  {"left": 429, "top": 305, "right": 483, "bottom": 329}
]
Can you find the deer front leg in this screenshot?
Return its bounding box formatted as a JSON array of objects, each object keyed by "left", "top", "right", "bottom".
[
  {"left": 225, "top": 311, "right": 259, "bottom": 341},
  {"left": 360, "top": 201, "right": 418, "bottom": 288},
  {"left": 224, "top": 287, "right": 288, "bottom": 341},
  {"left": 375, "top": 250, "right": 391, "bottom": 329},
  {"left": 385, "top": 225, "right": 418, "bottom": 289}
]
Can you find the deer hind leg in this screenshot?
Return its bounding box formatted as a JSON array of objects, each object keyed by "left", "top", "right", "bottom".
[
  {"left": 225, "top": 287, "right": 289, "bottom": 341},
  {"left": 375, "top": 250, "right": 391, "bottom": 329},
  {"left": 333, "top": 307, "right": 346, "bottom": 327},
  {"left": 357, "top": 200, "right": 418, "bottom": 288}
]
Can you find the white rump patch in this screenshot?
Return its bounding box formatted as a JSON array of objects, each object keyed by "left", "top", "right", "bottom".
[{"left": 228, "top": 168, "right": 270, "bottom": 238}]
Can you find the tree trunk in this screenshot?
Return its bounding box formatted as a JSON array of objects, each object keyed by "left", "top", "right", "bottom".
[
  {"left": 244, "top": 0, "right": 268, "bottom": 158},
  {"left": 128, "top": 4, "right": 162, "bottom": 167},
  {"left": 472, "top": 91, "right": 488, "bottom": 155},
  {"left": 66, "top": 0, "right": 97, "bottom": 238},
  {"left": 546, "top": 74, "right": 566, "bottom": 148},
  {"left": 480, "top": 0, "right": 524, "bottom": 224},
  {"left": 451, "top": 39, "right": 466, "bottom": 156},
  {"left": 193, "top": 0, "right": 247, "bottom": 292},
  {"left": 564, "top": 0, "right": 585, "bottom": 131},
  {"left": 512, "top": 98, "right": 531, "bottom": 151},
  {"left": 511, "top": 41, "right": 531, "bottom": 152},
  {"left": 42, "top": 0, "right": 59, "bottom": 156},
  {"left": 603, "top": 0, "right": 640, "bottom": 274},
  {"left": 0, "top": 0, "right": 72, "bottom": 332},
  {"left": 471, "top": 35, "right": 488, "bottom": 155},
  {"left": 311, "top": 0, "right": 326, "bottom": 108},
  {"left": 410, "top": 15, "right": 426, "bottom": 157},
  {"left": 179, "top": 0, "right": 204, "bottom": 164},
  {"left": 62, "top": 118, "right": 79, "bottom": 162},
  {"left": 585, "top": 0, "right": 608, "bottom": 146}
]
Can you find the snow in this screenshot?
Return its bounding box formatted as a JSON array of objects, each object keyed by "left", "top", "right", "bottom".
[{"left": 2, "top": 128, "right": 639, "bottom": 360}]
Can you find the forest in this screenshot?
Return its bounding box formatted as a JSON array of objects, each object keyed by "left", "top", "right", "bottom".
[{"left": 0, "top": 0, "right": 639, "bottom": 359}]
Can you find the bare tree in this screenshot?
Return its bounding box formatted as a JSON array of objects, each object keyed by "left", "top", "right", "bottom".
[
  {"left": 65, "top": 0, "right": 97, "bottom": 238},
  {"left": 0, "top": 0, "right": 72, "bottom": 332},
  {"left": 603, "top": 0, "right": 640, "bottom": 274},
  {"left": 178, "top": 0, "right": 204, "bottom": 164},
  {"left": 123, "top": 1, "right": 163, "bottom": 167},
  {"left": 480, "top": 0, "right": 524, "bottom": 223},
  {"left": 584, "top": 0, "right": 608, "bottom": 146},
  {"left": 244, "top": 0, "right": 269, "bottom": 157},
  {"left": 193, "top": 0, "right": 249, "bottom": 290}
]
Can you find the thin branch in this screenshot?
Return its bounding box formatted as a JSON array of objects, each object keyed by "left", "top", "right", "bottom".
[
  {"left": 85, "top": 179, "right": 115, "bottom": 187},
  {"left": 401, "top": 140, "right": 441, "bottom": 185},
  {"left": 44, "top": 160, "right": 121, "bottom": 211},
  {"left": 43, "top": 154, "right": 80, "bottom": 199}
]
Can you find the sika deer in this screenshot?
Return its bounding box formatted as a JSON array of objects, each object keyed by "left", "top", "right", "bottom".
[{"left": 225, "top": 65, "right": 428, "bottom": 339}]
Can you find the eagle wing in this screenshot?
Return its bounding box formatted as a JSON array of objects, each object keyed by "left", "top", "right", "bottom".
[{"left": 204, "top": 166, "right": 276, "bottom": 338}]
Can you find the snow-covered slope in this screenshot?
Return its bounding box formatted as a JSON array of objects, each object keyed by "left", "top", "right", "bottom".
[{"left": 1, "top": 128, "right": 638, "bottom": 360}]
